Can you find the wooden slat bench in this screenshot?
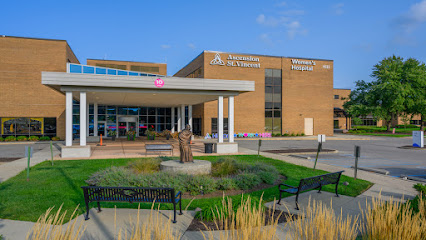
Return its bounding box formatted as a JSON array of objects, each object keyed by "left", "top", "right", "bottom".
[
  {"left": 145, "top": 144, "right": 173, "bottom": 156},
  {"left": 81, "top": 186, "right": 182, "bottom": 223},
  {"left": 277, "top": 171, "right": 344, "bottom": 210}
]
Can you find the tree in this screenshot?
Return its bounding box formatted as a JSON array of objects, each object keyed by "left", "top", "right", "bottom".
[
  {"left": 344, "top": 56, "right": 426, "bottom": 132},
  {"left": 403, "top": 58, "right": 426, "bottom": 131}
]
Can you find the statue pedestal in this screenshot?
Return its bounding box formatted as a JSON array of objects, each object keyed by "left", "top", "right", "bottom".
[{"left": 160, "top": 160, "right": 212, "bottom": 175}]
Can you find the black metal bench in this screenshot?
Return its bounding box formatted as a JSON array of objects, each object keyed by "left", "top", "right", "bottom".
[
  {"left": 277, "top": 171, "right": 344, "bottom": 210},
  {"left": 81, "top": 186, "right": 182, "bottom": 223},
  {"left": 145, "top": 144, "right": 173, "bottom": 156}
]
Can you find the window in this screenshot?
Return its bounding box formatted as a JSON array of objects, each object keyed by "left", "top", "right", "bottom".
[
  {"left": 334, "top": 120, "right": 339, "bottom": 129},
  {"left": 1, "top": 117, "right": 56, "bottom": 137},
  {"left": 352, "top": 118, "right": 377, "bottom": 126},
  {"left": 130, "top": 65, "right": 160, "bottom": 73},
  {"left": 334, "top": 95, "right": 340, "bottom": 100},
  {"left": 211, "top": 118, "right": 228, "bottom": 134},
  {"left": 410, "top": 120, "right": 422, "bottom": 125},
  {"left": 265, "top": 69, "right": 282, "bottom": 134},
  {"left": 96, "top": 63, "right": 126, "bottom": 70}
]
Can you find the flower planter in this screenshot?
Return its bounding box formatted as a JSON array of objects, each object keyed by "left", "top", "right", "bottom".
[
  {"left": 111, "top": 136, "right": 116, "bottom": 141},
  {"left": 148, "top": 135, "right": 155, "bottom": 140},
  {"left": 127, "top": 135, "right": 135, "bottom": 141},
  {"left": 166, "top": 135, "right": 170, "bottom": 140}
]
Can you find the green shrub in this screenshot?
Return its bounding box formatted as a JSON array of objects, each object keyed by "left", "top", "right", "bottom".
[
  {"left": 235, "top": 173, "right": 262, "bottom": 190},
  {"left": 301, "top": 133, "right": 305, "bottom": 136},
  {"left": 16, "top": 136, "right": 27, "bottom": 141},
  {"left": 414, "top": 183, "right": 426, "bottom": 197},
  {"left": 127, "top": 158, "right": 162, "bottom": 173},
  {"left": 257, "top": 171, "right": 278, "bottom": 185},
  {"left": 244, "top": 162, "right": 279, "bottom": 175},
  {"left": 283, "top": 133, "right": 289, "bottom": 137},
  {"left": 51, "top": 136, "right": 60, "bottom": 141},
  {"left": 212, "top": 157, "right": 241, "bottom": 177},
  {"left": 217, "top": 177, "right": 238, "bottom": 190},
  {"left": 290, "top": 132, "right": 295, "bottom": 136},
  {"left": 29, "top": 136, "right": 39, "bottom": 141},
  {"left": 5, "top": 136, "right": 16, "bottom": 141},
  {"left": 0, "top": 137, "right": 4, "bottom": 142},
  {"left": 186, "top": 175, "right": 217, "bottom": 195},
  {"left": 39, "top": 136, "right": 50, "bottom": 141}
]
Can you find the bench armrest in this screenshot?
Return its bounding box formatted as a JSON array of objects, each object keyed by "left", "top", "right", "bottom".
[
  {"left": 279, "top": 183, "right": 296, "bottom": 191},
  {"left": 175, "top": 191, "right": 182, "bottom": 201}
]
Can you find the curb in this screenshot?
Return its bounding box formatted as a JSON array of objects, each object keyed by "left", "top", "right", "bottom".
[
  {"left": 401, "top": 175, "right": 426, "bottom": 183},
  {"left": 351, "top": 166, "right": 390, "bottom": 175},
  {"left": 289, "top": 154, "right": 311, "bottom": 159}
]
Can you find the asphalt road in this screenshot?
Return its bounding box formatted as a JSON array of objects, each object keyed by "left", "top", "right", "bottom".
[{"left": 237, "top": 134, "right": 426, "bottom": 180}]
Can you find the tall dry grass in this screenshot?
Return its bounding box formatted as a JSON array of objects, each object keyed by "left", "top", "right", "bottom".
[
  {"left": 360, "top": 195, "right": 425, "bottom": 240},
  {"left": 202, "top": 195, "right": 283, "bottom": 240},
  {"left": 116, "top": 204, "right": 180, "bottom": 240},
  {"left": 284, "top": 198, "right": 359, "bottom": 240},
  {"left": 26, "top": 205, "right": 86, "bottom": 240}
]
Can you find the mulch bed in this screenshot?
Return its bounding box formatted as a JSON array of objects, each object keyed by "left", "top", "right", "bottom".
[
  {"left": 182, "top": 175, "right": 286, "bottom": 199},
  {"left": 186, "top": 208, "right": 298, "bottom": 231},
  {"left": 264, "top": 149, "right": 335, "bottom": 154},
  {"left": 0, "top": 158, "right": 20, "bottom": 162}
]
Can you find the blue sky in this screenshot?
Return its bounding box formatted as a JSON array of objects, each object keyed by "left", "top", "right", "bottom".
[{"left": 1, "top": 0, "right": 426, "bottom": 89}]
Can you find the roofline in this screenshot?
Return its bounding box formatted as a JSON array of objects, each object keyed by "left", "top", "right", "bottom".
[
  {"left": 173, "top": 51, "right": 205, "bottom": 76},
  {"left": 87, "top": 58, "right": 167, "bottom": 65},
  {"left": 333, "top": 88, "right": 352, "bottom": 90},
  {"left": 204, "top": 50, "right": 334, "bottom": 62},
  {"left": 1, "top": 35, "right": 67, "bottom": 42}
]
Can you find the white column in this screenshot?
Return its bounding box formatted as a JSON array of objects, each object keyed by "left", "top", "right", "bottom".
[
  {"left": 80, "top": 92, "right": 87, "bottom": 146},
  {"left": 86, "top": 102, "right": 89, "bottom": 137},
  {"left": 188, "top": 105, "right": 193, "bottom": 129},
  {"left": 94, "top": 103, "right": 98, "bottom": 136},
  {"left": 218, "top": 96, "right": 224, "bottom": 143},
  {"left": 177, "top": 106, "right": 182, "bottom": 132},
  {"left": 228, "top": 96, "right": 234, "bottom": 143},
  {"left": 171, "top": 107, "right": 175, "bottom": 133},
  {"left": 181, "top": 104, "right": 186, "bottom": 130},
  {"left": 65, "top": 91, "right": 73, "bottom": 146}
]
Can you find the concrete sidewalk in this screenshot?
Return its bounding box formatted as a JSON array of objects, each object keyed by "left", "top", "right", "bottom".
[{"left": 0, "top": 143, "right": 61, "bottom": 183}]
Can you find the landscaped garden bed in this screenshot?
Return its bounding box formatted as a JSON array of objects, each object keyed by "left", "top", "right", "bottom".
[
  {"left": 0, "top": 155, "right": 373, "bottom": 222},
  {"left": 346, "top": 125, "right": 423, "bottom": 137}
]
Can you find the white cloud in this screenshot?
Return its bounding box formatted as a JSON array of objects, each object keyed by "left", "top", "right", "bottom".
[
  {"left": 279, "top": 9, "right": 305, "bottom": 16},
  {"left": 161, "top": 44, "right": 171, "bottom": 49},
  {"left": 256, "top": 11, "right": 307, "bottom": 39},
  {"left": 275, "top": 1, "right": 286, "bottom": 7},
  {"left": 332, "top": 3, "right": 344, "bottom": 15},
  {"left": 259, "top": 33, "right": 273, "bottom": 45},
  {"left": 187, "top": 43, "right": 196, "bottom": 49},
  {"left": 391, "top": 0, "right": 426, "bottom": 45}
]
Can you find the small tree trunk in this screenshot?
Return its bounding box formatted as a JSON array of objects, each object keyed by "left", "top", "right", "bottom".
[
  {"left": 421, "top": 115, "right": 425, "bottom": 132},
  {"left": 386, "top": 120, "right": 391, "bottom": 132}
]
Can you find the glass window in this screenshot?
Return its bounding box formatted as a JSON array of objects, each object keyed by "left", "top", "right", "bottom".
[
  {"left": 273, "top": 78, "right": 282, "bottom": 86},
  {"left": 128, "top": 72, "right": 138, "bottom": 76},
  {"left": 157, "top": 116, "right": 165, "bottom": 123},
  {"left": 73, "top": 115, "right": 80, "bottom": 124},
  {"left": 273, "top": 93, "right": 281, "bottom": 102},
  {"left": 140, "top": 107, "right": 147, "bottom": 115},
  {"left": 148, "top": 108, "right": 156, "bottom": 115},
  {"left": 118, "top": 107, "right": 127, "bottom": 115},
  {"left": 30, "top": 118, "right": 43, "bottom": 135},
  {"left": 265, "top": 102, "right": 273, "bottom": 109},
  {"left": 140, "top": 116, "right": 147, "bottom": 124},
  {"left": 117, "top": 70, "right": 127, "bottom": 75},
  {"left": 334, "top": 95, "right": 339, "bottom": 99},
  {"left": 107, "top": 69, "right": 117, "bottom": 75},
  {"left": 265, "top": 69, "right": 282, "bottom": 135},
  {"left": 128, "top": 107, "right": 138, "bottom": 115},
  {"left": 274, "top": 111, "right": 281, "bottom": 118},
  {"left": 89, "top": 115, "right": 94, "bottom": 124},
  {"left": 265, "top": 93, "right": 273, "bottom": 102},
  {"left": 265, "top": 118, "right": 273, "bottom": 132},
  {"left": 44, "top": 118, "right": 56, "bottom": 136},
  {"left": 2, "top": 118, "right": 16, "bottom": 135},
  {"left": 89, "top": 104, "right": 94, "bottom": 114},
  {"left": 69, "top": 64, "right": 82, "bottom": 73},
  {"left": 15, "top": 118, "right": 30, "bottom": 135},
  {"left": 89, "top": 125, "right": 94, "bottom": 136},
  {"left": 96, "top": 68, "right": 107, "bottom": 74},
  {"left": 265, "top": 77, "right": 273, "bottom": 85},
  {"left": 165, "top": 108, "right": 171, "bottom": 115},
  {"left": 158, "top": 108, "right": 165, "bottom": 115},
  {"left": 273, "top": 87, "right": 281, "bottom": 93},
  {"left": 107, "top": 115, "right": 116, "bottom": 123},
  {"left": 83, "top": 66, "right": 95, "bottom": 74},
  {"left": 265, "top": 111, "right": 273, "bottom": 117},
  {"left": 265, "top": 69, "right": 273, "bottom": 77},
  {"left": 273, "top": 102, "right": 281, "bottom": 110},
  {"left": 148, "top": 116, "right": 155, "bottom": 123},
  {"left": 98, "top": 115, "right": 105, "bottom": 121},
  {"left": 272, "top": 69, "right": 282, "bottom": 78},
  {"left": 98, "top": 105, "right": 106, "bottom": 115},
  {"left": 265, "top": 86, "right": 273, "bottom": 93},
  {"left": 273, "top": 118, "right": 281, "bottom": 132},
  {"left": 107, "top": 106, "right": 116, "bottom": 115},
  {"left": 73, "top": 105, "right": 80, "bottom": 114}
]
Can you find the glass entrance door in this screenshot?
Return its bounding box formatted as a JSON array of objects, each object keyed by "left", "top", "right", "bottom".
[
  {"left": 98, "top": 122, "right": 106, "bottom": 137},
  {"left": 118, "top": 121, "right": 137, "bottom": 137}
]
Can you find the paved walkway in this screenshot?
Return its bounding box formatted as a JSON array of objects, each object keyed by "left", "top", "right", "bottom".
[{"left": 0, "top": 145, "right": 420, "bottom": 239}]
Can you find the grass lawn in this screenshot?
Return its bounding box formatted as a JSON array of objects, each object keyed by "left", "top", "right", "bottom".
[
  {"left": 348, "top": 125, "right": 423, "bottom": 137},
  {"left": 0, "top": 155, "right": 372, "bottom": 222},
  {"left": 349, "top": 132, "right": 411, "bottom": 137}
]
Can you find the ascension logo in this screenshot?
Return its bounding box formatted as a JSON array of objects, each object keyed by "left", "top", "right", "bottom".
[{"left": 210, "top": 53, "right": 225, "bottom": 66}]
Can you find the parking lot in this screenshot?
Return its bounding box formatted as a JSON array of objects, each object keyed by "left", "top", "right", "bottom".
[{"left": 238, "top": 134, "right": 426, "bottom": 180}]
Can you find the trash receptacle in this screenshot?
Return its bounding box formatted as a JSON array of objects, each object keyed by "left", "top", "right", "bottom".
[{"left": 204, "top": 143, "right": 214, "bottom": 153}]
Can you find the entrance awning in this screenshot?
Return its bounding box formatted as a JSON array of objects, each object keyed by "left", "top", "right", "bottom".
[{"left": 42, "top": 71, "right": 254, "bottom": 106}]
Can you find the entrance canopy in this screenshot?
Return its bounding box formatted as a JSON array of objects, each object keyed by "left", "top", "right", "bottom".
[
  {"left": 41, "top": 63, "right": 254, "bottom": 155},
  {"left": 42, "top": 67, "right": 254, "bottom": 107}
]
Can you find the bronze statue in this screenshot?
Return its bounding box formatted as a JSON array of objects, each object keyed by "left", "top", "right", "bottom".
[{"left": 178, "top": 124, "right": 193, "bottom": 163}]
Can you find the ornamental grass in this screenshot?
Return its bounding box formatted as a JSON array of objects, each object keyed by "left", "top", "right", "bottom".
[
  {"left": 284, "top": 198, "right": 359, "bottom": 240},
  {"left": 360, "top": 195, "right": 426, "bottom": 240},
  {"left": 202, "top": 194, "right": 282, "bottom": 240},
  {"left": 26, "top": 205, "right": 86, "bottom": 240}
]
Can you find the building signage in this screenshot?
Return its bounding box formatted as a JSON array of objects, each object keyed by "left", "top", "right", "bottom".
[
  {"left": 204, "top": 132, "right": 272, "bottom": 139},
  {"left": 210, "top": 53, "right": 261, "bottom": 68},
  {"left": 412, "top": 131, "right": 424, "bottom": 148},
  {"left": 154, "top": 78, "right": 164, "bottom": 88},
  {"left": 291, "top": 59, "right": 316, "bottom": 72}
]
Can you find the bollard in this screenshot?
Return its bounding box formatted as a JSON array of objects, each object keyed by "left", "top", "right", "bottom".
[
  {"left": 354, "top": 145, "right": 361, "bottom": 180},
  {"left": 100, "top": 134, "right": 103, "bottom": 146},
  {"left": 258, "top": 139, "right": 262, "bottom": 157},
  {"left": 50, "top": 141, "right": 54, "bottom": 166},
  {"left": 313, "top": 142, "right": 322, "bottom": 170}
]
